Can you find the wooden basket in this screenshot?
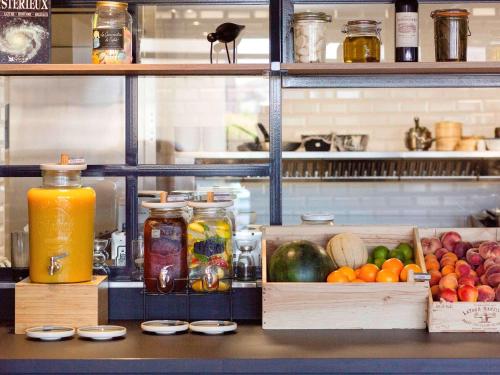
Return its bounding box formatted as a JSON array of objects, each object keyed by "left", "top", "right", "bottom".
[
  {"left": 262, "top": 225, "right": 429, "bottom": 330},
  {"left": 417, "top": 228, "right": 500, "bottom": 333}
]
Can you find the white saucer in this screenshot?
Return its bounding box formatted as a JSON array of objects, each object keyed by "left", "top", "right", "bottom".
[
  {"left": 77, "top": 325, "right": 126, "bottom": 340},
  {"left": 189, "top": 320, "right": 237, "bottom": 335},
  {"left": 26, "top": 326, "right": 75, "bottom": 341},
  {"left": 141, "top": 320, "right": 189, "bottom": 335}
]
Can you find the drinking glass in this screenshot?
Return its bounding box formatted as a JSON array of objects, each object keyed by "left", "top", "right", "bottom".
[{"left": 131, "top": 238, "right": 144, "bottom": 281}]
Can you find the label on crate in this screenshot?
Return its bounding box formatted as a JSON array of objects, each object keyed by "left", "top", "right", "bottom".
[
  {"left": 431, "top": 302, "right": 500, "bottom": 332},
  {"left": 93, "top": 27, "right": 124, "bottom": 50}
]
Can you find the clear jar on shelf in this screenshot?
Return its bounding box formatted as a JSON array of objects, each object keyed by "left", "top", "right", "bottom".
[
  {"left": 301, "top": 213, "right": 335, "bottom": 226},
  {"left": 92, "top": 1, "right": 133, "bottom": 64},
  {"left": 187, "top": 200, "right": 233, "bottom": 293},
  {"left": 293, "top": 12, "right": 332, "bottom": 63},
  {"left": 342, "top": 20, "right": 381, "bottom": 63}
]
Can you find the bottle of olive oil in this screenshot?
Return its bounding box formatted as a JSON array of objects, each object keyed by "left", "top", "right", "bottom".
[{"left": 395, "top": 0, "right": 419, "bottom": 62}]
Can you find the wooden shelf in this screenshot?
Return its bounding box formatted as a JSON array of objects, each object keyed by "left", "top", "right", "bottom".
[
  {"left": 283, "top": 62, "right": 500, "bottom": 76},
  {"left": 0, "top": 63, "right": 269, "bottom": 76}
]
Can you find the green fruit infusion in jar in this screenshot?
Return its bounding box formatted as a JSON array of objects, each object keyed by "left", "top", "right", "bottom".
[{"left": 342, "top": 20, "right": 381, "bottom": 63}]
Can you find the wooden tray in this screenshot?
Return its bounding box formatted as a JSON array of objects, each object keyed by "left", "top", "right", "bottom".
[{"left": 262, "top": 225, "right": 428, "bottom": 330}]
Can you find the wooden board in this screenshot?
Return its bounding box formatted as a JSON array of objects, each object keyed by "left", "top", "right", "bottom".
[
  {"left": 417, "top": 228, "right": 500, "bottom": 333},
  {"left": 15, "top": 275, "right": 108, "bottom": 334},
  {"left": 262, "top": 225, "right": 429, "bottom": 330}
]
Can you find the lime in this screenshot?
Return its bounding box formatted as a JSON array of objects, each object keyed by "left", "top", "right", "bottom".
[
  {"left": 397, "top": 243, "right": 414, "bottom": 260},
  {"left": 367, "top": 255, "right": 374, "bottom": 264},
  {"left": 372, "top": 246, "right": 390, "bottom": 260},
  {"left": 389, "top": 249, "right": 405, "bottom": 262},
  {"left": 404, "top": 259, "right": 414, "bottom": 266},
  {"left": 374, "top": 257, "right": 385, "bottom": 269}
]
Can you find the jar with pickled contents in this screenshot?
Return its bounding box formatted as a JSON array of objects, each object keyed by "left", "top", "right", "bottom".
[
  {"left": 342, "top": 20, "right": 381, "bottom": 63},
  {"left": 431, "top": 9, "right": 470, "bottom": 62},
  {"left": 143, "top": 197, "right": 188, "bottom": 294},
  {"left": 187, "top": 199, "right": 233, "bottom": 293},
  {"left": 92, "top": 1, "right": 132, "bottom": 64},
  {"left": 293, "top": 12, "right": 332, "bottom": 63}
]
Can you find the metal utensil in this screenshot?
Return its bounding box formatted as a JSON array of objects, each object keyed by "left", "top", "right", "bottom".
[{"left": 405, "top": 117, "right": 434, "bottom": 151}]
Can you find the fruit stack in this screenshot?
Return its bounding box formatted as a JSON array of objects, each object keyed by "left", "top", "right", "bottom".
[{"left": 421, "top": 231, "right": 500, "bottom": 302}]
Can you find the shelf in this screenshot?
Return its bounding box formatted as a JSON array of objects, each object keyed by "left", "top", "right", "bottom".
[
  {"left": 0, "top": 64, "right": 269, "bottom": 76},
  {"left": 282, "top": 62, "right": 500, "bottom": 88}
]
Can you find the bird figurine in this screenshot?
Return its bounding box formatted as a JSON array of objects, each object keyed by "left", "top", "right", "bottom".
[{"left": 207, "top": 23, "right": 245, "bottom": 64}]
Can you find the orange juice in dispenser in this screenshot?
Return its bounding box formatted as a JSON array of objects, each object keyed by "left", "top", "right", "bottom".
[{"left": 27, "top": 154, "right": 96, "bottom": 283}]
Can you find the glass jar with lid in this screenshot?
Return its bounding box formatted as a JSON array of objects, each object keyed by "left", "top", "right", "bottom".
[
  {"left": 293, "top": 12, "right": 332, "bottom": 63},
  {"left": 143, "top": 199, "right": 188, "bottom": 293},
  {"left": 92, "top": 1, "right": 132, "bottom": 64},
  {"left": 301, "top": 213, "right": 335, "bottom": 226},
  {"left": 342, "top": 20, "right": 381, "bottom": 63},
  {"left": 431, "top": 9, "right": 470, "bottom": 62},
  {"left": 187, "top": 199, "right": 233, "bottom": 293}
]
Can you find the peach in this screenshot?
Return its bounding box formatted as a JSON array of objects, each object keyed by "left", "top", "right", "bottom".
[
  {"left": 457, "top": 285, "right": 478, "bottom": 302},
  {"left": 435, "top": 248, "right": 450, "bottom": 260},
  {"left": 475, "top": 263, "right": 485, "bottom": 277},
  {"left": 421, "top": 237, "right": 442, "bottom": 255},
  {"left": 440, "top": 288, "right": 458, "bottom": 302},
  {"left": 441, "top": 265, "right": 455, "bottom": 276},
  {"left": 477, "top": 285, "right": 496, "bottom": 302},
  {"left": 453, "top": 241, "right": 472, "bottom": 259},
  {"left": 429, "top": 270, "right": 442, "bottom": 287},
  {"left": 466, "top": 248, "right": 483, "bottom": 267},
  {"left": 478, "top": 241, "right": 500, "bottom": 260},
  {"left": 487, "top": 273, "right": 500, "bottom": 288},
  {"left": 480, "top": 274, "right": 488, "bottom": 285},
  {"left": 431, "top": 285, "right": 441, "bottom": 301},
  {"left": 458, "top": 275, "right": 476, "bottom": 288},
  {"left": 455, "top": 260, "right": 472, "bottom": 278},
  {"left": 440, "top": 231, "right": 462, "bottom": 251},
  {"left": 439, "top": 274, "right": 458, "bottom": 291},
  {"left": 496, "top": 287, "right": 500, "bottom": 302}
]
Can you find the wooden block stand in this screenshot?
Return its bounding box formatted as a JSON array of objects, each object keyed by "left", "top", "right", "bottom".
[
  {"left": 262, "top": 225, "right": 429, "bottom": 330},
  {"left": 15, "top": 275, "right": 108, "bottom": 334},
  {"left": 418, "top": 228, "right": 500, "bottom": 333}
]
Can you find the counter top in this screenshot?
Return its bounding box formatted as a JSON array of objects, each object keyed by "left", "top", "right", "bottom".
[{"left": 1, "top": 321, "right": 500, "bottom": 374}]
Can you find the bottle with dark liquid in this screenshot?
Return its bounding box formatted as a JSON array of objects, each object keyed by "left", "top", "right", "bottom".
[
  {"left": 395, "top": 0, "right": 419, "bottom": 62},
  {"left": 143, "top": 199, "right": 188, "bottom": 293}
]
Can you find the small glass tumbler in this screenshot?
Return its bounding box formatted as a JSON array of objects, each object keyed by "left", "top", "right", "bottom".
[{"left": 131, "top": 238, "right": 144, "bottom": 281}]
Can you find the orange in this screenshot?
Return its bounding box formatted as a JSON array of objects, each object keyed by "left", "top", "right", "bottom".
[
  {"left": 358, "top": 264, "right": 379, "bottom": 282},
  {"left": 355, "top": 268, "right": 361, "bottom": 278},
  {"left": 352, "top": 278, "right": 366, "bottom": 283},
  {"left": 327, "top": 270, "right": 349, "bottom": 283},
  {"left": 441, "top": 264, "right": 455, "bottom": 276},
  {"left": 376, "top": 269, "right": 399, "bottom": 282},
  {"left": 337, "top": 266, "right": 356, "bottom": 282},
  {"left": 382, "top": 258, "right": 404, "bottom": 277},
  {"left": 400, "top": 264, "right": 422, "bottom": 282}
]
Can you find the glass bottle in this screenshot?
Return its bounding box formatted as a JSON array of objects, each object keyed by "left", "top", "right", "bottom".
[
  {"left": 143, "top": 201, "right": 188, "bottom": 293},
  {"left": 92, "top": 1, "right": 133, "bottom": 64},
  {"left": 187, "top": 201, "right": 233, "bottom": 293},
  {"left": 293, "top": 12, "right": 332, "bottom": 63},
  {"left": 27, "top": 155, "right": 95, "bottom": 283},
  {"left": 395, "top": 0, "right": 419, "bottom": 62},
  {"left": 342, "top": 20, "right": 381, "bottom": 63}
]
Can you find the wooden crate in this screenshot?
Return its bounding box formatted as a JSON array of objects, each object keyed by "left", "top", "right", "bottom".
[
  {"left": 262, "top": 225, "right": 429, "bottom": 330},
  {"left": 417, "top": 228, "right": 500, "bottom": 333},
  {"left": 15, "top": 275, "right": 108, "bottom": 334}
]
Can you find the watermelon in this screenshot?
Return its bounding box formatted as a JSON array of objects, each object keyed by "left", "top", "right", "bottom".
[{"left": 269, "top": 240, "right": 335, "bottom": 282}]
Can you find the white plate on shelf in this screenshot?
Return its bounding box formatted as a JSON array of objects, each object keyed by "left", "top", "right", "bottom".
[
  {"left": 189, "top": 321, "right": 237, "bottom": 335},
  {"left": 25, "top": 326, "right": 75, "bottom": 341},
  {"left": 141, "top": 320, "right": 189, "bottom": 335},
  {"left": 77, "top": 325, "right": 126, "bottom": 340}
]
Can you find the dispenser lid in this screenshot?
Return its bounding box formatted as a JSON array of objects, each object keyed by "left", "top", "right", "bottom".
[
  {"left": 40, "top": 154, "right": 87, "bottom": 171},
  {"left": 188, "top": 191, "right": 233, "bottom": 208},
  {"left": 142, "top": 191, "right": 187, "bottom": 209}
]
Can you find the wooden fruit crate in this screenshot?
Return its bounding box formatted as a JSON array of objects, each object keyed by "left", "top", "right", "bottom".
[
  {"left": 417, "top": 228, "right": 500, "bottom": 333},
  {"left": 262, "top": 225, "right": 429, "bottom": 330}
]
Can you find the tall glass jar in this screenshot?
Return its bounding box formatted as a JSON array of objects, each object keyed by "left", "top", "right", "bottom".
[
  {"left": 431, "top": 9, "right": 470, "bottom": 62},
  {"left": 143, "top": 201, "right": 188, "bottom": 293},
  {"left": 342, "top": 20, "right": 381, "bottom": 63},
  {"left": 92, "top": 1, "right": 132, "bottom": 64},
  {"left": 187, "top": 201, "right": 233, "bottom": 293},
  {"left": 293, "top": 12, "right": 332, "bottom": 63}
]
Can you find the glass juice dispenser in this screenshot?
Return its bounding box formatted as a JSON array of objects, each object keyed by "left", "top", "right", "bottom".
[{"left": 27, "top": 155, "right": 96, "bottom": 283}]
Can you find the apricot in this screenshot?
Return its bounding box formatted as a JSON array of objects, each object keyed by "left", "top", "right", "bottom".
[
  {"left": 455, "top": 260, "right": 472, "bottom": 278},
  {"left": 458, "top": 275, "right": 475, "bottom": 288},
  {"left": 440, "top": 288, "right": 458, "bottom": 302},
  {"left": 477, "top": 285, "right": 495, "bottom": 302},
  {"left": 440, "top": 259, "right": 457, "bottom": 268},
  {"left": 441, "top": 252, "right": 458, "bottom": 262},
  {"left": 441, "top": 265, "right": 455, "bottom": 276},
  {"left": 429, "top": 270, "right": 442, "bottom": 287},
  {"left": 439, "top": 274, "right": 458, "bottom": 291},
  {"left": 457, "top": 285, "right": 478, "bottom": 302},
  {"left": 425, "top": 260, "right": 440, "bottom": 272},
  {"left": 431, "top": 285, "right": 441, "bottom": 301},
  {"left": 425, "top": 254, "right": 438, "bottom": 261}
]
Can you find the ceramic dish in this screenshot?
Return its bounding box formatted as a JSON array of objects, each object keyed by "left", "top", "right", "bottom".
[
  {"left": 189, "top": 320, "right": 237, "bottom": 335},
  {"left": 77, "top": 325, "right": 126, "bottom": 340},
  {"left": 141, "top": 320, "right": 189, "bottom": 335},
  {"left": 25, "top": 326, "right": 75, "bottom": 341}
]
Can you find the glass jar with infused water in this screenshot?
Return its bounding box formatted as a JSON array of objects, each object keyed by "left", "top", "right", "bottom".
[{"left": 342, "top": 20, "right": 381, "bottom": 63}]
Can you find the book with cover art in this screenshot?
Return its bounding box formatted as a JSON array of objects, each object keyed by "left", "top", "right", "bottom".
[{"left": 0, "top": 0, "right": 51, "bottom": 63}]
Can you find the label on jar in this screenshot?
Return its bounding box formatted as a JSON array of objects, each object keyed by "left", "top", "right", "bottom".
[
  {"left": 396, "top": 12, "right": 418, "bottom": 48},
  {"left": 93, "top": 28, "right": 124, "bottom": 50},
  {"left": 151, "top": 229, "right": 161, "bottom": 239}
]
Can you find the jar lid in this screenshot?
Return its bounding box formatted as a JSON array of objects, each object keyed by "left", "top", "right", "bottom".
[
  {"left": 431, "top": 9, "right": 470, "bottom": 18},
  {"left": 293, "top": 12, "right": 332, "bottom": 23},
  {"left": 40, "top": 154, "right": 87, "bottom": 171},
  {"left": 346, "top": 20, "right": 379, "bottom": 26},
  {"left": 188, "top": 200, "right": 233, "bottom": 209},
  {"left": 142, "top": 200, "right": 187, "bottom": 209},
  {"left": 96, "top": 1, "right": 128, "bottom": 9},
  {"left": 342, "top": 20, "right": 381, "bottom": 33},
  {"left": 301, "top": 213, "right": 335, "bottom": 222}
]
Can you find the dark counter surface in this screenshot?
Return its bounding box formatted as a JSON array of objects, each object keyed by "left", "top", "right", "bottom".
[{"left": 1, "top": 321, "right": 500, "bottom": 374}]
